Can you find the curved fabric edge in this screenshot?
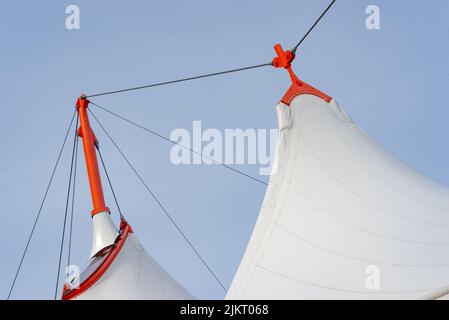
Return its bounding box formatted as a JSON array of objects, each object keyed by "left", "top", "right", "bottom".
[
  {"left": 62, "top": 220, "right": 131, "bottom": 300},
  {"left": 226, "top": 91, "right": 449, "bottom": 300}
]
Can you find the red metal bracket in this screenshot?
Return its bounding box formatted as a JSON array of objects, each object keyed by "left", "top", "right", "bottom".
[{"left": 272, "top": 44, "right": 332, "bottom": 105}]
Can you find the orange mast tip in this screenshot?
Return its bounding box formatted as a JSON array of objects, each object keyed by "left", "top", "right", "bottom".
[
  {"left": 75, "top": 96, "right": 110, "bottom": 217},
  {"left": 75, "top": 94, "right": 88, "bottom": 108}
]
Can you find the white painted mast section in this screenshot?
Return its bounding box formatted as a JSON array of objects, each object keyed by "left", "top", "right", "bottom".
[
  {"left": 90, "top": 211, "right": 118, "bottom": 257},
  {"left": 227, "top": 94, "right": 449, "bottom": 300}
]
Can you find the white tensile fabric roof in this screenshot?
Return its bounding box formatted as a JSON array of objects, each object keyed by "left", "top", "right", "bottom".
[
  {"left": 226, "top": 94, "right": 449, "bottom": 299},
  {"left": 75, "top": 233, "right": 194, "bottom": 300}
]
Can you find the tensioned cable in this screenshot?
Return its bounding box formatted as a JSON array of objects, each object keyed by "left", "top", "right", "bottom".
[
  {"left": 89, "top": 101, "right": 268, "bottom": 186},
  {"left": 84, "top": 0, "right": 337, "bottom": 99},
  {"left": 55, "top": 115, "right": 79, "bottom": 300},
  {"left": 88, "top": 108, "right": 228, "bottom": 292},
  {"left": 6, "top": 1, "right": 338, "bottom": 298},
  {"left": 291, "top": 0, "right": 337, "bottom": 54},
  {"left": 7, "top": 110, "right": 77, "bottom": 300},
  {"left": 85, "top": 63, "right": 272, "bottom": 98},
  {"left": 67, "top": 132, "right": 79, "bottom": 273},
  {"left": 97, "top": 146, "right": 125, "bottom": 220}
]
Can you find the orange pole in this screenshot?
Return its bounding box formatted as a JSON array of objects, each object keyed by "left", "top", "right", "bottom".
[{"left": 75, "top": 96, "right": 109, "bottom": 216}]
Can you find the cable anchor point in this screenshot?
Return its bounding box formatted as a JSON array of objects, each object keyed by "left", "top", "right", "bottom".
[
  {"left": 272, "top": 44, "right": 301, "bottom": 86},
  {"left": 271, "top": 43, "right": 332, "bottom": 105}
]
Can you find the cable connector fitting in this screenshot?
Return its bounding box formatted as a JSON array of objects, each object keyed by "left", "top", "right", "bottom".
[
  {"left": 272, "top": 43, "right": 332, "bottom": 105},
  {"left": 272, "top": 44, "right": 301, "bottom": 86},
  {"left": 272, "top": 44, "right": 295, "bottom": 69}
]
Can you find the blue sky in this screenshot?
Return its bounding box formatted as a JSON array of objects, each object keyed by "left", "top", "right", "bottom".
[{"left": 0, "top": 0, "right": 448, "bottom": 299}]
